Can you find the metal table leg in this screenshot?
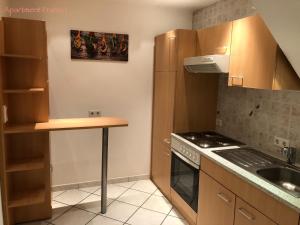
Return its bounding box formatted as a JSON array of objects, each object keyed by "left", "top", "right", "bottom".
[{"left": 101, "top": 128, "right": 109, "bottom": 214}]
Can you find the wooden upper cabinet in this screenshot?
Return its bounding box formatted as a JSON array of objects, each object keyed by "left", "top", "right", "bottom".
[
  {"left": 234, "top": 198, "right": 277, "bottom": 225},
  {"left": 154, "top": 31, "right": 177, "bottom": 72},
  {"left": 196, "top": 21, "right": 232, "bottom": 56},
  {"left": 197, "top": 171, "right": 235, "bottom": 225},
  {"left": 273, "top": 48, "right": 300, "bottom": 90},
  {"left": 229, "top": 15, "right": 277, "bottom": 89}
]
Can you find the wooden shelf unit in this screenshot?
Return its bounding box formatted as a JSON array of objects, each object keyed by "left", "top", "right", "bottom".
[
  {"left": 6, "top": 158, "right": 45, "bottom": 173},
  {"left": 0, "top": 17, "right": 51, "bottom": 225},
  {"left": 8, "top": 188, "right": 45, "bottom": 208},
  {"left": 3, "top": 88, "right": 45, "bottom": 94}
]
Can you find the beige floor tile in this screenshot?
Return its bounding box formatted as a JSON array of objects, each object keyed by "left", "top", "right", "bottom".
[
  {"left": 127, "top": 208, "right": 166, "bottom": 225},
  {"left": 130, "top": 180, "right": 157, "bottom": 194},
  {"left": 78, "top": 186, "right": 100, "bottom": 194},
  {"left": 142, "top": 195, "right": 172, "bottom": 214},
  {"left": 153, "top": 189, "right": 164, "bottom": 197},
  {"left": 94, "top": 184, "right": 127, "bottom": 199},
  {"left": 54, "top": 189, "right": 90, "bottom": 205},
  {"left": 76, "top": 194, "right": 113, "bottom": 213},
  {"left": 117, "top": 189, "right": 150, "bottom": 206},
  {"left": 115, "top": 181, "right": 136, "bottom": 188},
  {"left": 52, "top": 207, "right": 95, "bottom": 225},
  {"left": 104, "top": 201, "right": 138, "bottom": 222},
  {"left": 161, "top": 216, "right": 188, "bottom": 225},
  {"left": 87, "top": 215, "right": 123, "bottom": 225},
  {"left": 169, "top": 208, "right": 184, "bottom": 219}
]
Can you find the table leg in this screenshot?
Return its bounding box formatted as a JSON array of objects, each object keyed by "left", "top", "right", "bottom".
[{"left": 101, "top": 128, "right": 109, "bottom": 214}]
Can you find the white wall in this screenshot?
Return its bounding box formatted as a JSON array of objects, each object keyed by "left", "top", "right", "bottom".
[
  {"left": 251, "top": 0, "right": 300, "bottom": 77},
  {"left": 7, "top": 0, "right": 192, "bottom": 186}
]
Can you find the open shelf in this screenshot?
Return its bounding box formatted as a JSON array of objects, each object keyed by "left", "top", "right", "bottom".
[
  {"left": 8, "top": 188, "right": 45, "bottom": 208},
  {"left": 1, "top": 53, "right": 42, "bottom": 60},
  {"left": 3, "top": 88, "right": 45, "bottom": 94},
  {"left": 6, "top": 158, "right": 45, "bottom": 173}
]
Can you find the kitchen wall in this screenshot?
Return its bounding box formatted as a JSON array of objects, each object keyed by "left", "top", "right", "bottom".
[
  {"left": 193, "top": 0, "right": 300, "bottom": 161},
  {"left": 6, "top": 0, "right": 193, "bottom": 186}
]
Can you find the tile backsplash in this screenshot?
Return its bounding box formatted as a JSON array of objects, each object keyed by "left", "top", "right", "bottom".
[
  {"left": 193, "top": 0, "right": 300, "bottom": 162},
  {"left": 193, "top": 0, "right": 256, "bottom": 29}
]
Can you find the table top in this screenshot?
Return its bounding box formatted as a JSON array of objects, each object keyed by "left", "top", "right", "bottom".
[{"left": 4, "top": 117, "right": 128, "bottom": 134}]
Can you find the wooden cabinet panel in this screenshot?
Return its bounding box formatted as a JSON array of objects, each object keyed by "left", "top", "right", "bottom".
[
  {"left": 273, "top": 48, "right": 300, "bottom": 90},
  {"left": 235, "top": 198, "right": 277, "bottom": 225},
  {"left": 196, "top": 21, "right": 232, "bottom": 56},
  {"left": 171, "top": 188, "right": 197, "bottom": 225},
  {"left": 151, "top": 71, "right": 175, "bottom": 198},
  {"left": 201, "top": 157, "right": 299, "bottom": 225},
  {"left": 152, "top": 71, "right": 175, "bottom": 141},
  {"left": 197, "top": 171, "right": 235, "bottom": 225},
  {"left": 154, "top": 32, "right": 177, "bottom": 72},
  {"left": 229, "top": 15, "right": 277, "bottom": 89}
]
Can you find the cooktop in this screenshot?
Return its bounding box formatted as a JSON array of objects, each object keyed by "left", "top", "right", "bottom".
[{"left": 177, "top": 131, "right": 244, "bottom": 148}]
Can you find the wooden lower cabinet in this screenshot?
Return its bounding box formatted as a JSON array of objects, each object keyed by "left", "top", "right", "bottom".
[
  {"left": 235, "top": 198, "right": 277, "bottom": 225},
  {"left": 151, "top": 138, "right": 171, "bottom": 198},
  {"left": 197, "top": 171, "right": 235, "bottom": 225}
]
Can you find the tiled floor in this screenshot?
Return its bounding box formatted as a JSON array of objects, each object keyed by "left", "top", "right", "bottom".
[{"left": 21, "top": 180, "right": 188, "bottom": 225}]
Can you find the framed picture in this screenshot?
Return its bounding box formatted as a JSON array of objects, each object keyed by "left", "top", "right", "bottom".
[{"left": 71, "top": 30, "right": 128, "bottom": 61}]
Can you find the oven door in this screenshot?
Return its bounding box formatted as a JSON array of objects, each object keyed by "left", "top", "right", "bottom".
[{"left": 171, "top": 150, "right": 199, "bottom": 212}]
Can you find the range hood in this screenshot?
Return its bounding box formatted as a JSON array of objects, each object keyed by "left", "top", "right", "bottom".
[{"left": 184, "top": 55, "right": 229, "bottom": 74}]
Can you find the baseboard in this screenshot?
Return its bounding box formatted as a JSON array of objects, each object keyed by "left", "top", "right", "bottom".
[{"left": 52, "top": 174, "right": 150, "bottom": 192}]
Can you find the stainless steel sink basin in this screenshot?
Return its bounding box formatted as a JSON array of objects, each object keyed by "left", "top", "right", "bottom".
[
  {"left": 213, "top": 147, "right": 300, "bottom": 197},
  {"left": 257, "top": 167, "right": 300, "bottom": 197}
]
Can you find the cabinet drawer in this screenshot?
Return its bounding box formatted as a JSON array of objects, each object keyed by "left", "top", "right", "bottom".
[
  {"left": 197, "top": 171, "right": 235, "bottom": 225},
  {"left": 201, "top": 157, "right": 299, "bottom": 225},
  {"left": 235, "top": 198, "right": 277, "bottom": 225}
]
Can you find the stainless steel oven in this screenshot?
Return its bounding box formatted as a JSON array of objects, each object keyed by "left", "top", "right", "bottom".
[{"left": 171, "top": 138, "right": 200, "bottom": 212}]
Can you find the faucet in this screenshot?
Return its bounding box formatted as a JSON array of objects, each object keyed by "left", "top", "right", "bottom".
[{"left": 282, "top": 147, "right": 297, "bottom": 165}]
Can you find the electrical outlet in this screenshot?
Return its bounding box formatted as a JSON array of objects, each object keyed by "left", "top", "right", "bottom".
[
  {"left": 88, "top": 110, "right": 102, "bottom": 117},
  {"left": 216, "top": 119, "right": 223, "bottom": 127},
  {"left": 274, "top": 136, "right": 290, "bottom": 148}
]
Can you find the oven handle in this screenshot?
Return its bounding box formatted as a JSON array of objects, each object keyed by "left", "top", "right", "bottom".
[{"left": 172, "top": 149, "right": 200, "bottom": 170}]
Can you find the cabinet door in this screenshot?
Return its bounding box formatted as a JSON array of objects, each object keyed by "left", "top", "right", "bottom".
[
  {"left": 154, "top": 33, "right": 177, "bottom": 72},
  {"left": 197, "top": 171, "right": 235, "bottom": 225},
  {"left": 151, "top": 71, "right": 175, "bottom": 198},
  {"left": 196, "top": 21, "right": 232, "bottom": 56},
  {"left": 229, "top": 15, "right": 277, "bottom": 89},
  {"left": 235, "top": 198, "right": 277, "bottom": 225}
]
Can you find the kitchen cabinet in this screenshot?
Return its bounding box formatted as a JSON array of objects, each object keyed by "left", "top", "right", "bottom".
[
  {"left": 196, "top": 21, "right": 232, "bottom": 56},
  {"left": 235, "top": 198, "right": 277, "bottom": 225},
  {"left": 197, "top": 171, "right": 235, "bottom": 225},
  {"left": 201, "top": 157, "right": 299, "bottom": 225},
  {"left": 229, "top": 15, "right": 300, "bottom": 90},
  {"left": 229, "top": 15, "right": 277, "bottom": 89},
  {"left": 151, "top": 30, "right": 219, "bottom": 199}
]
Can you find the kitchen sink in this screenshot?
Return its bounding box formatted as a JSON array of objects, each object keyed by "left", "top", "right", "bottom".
[
  {"left": 213, "top": 147, "right": 300, "bottom": 197},
  {"left": 257, "top": 167, "right": 300, "bottom": 197}
]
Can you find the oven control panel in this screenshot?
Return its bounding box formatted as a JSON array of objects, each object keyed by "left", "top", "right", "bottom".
[{"left": 171, "top": 136, "right": 200, "bottom": 166}]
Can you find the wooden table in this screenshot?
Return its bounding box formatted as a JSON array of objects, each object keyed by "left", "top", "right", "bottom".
[{"left": 4, "top": 117, "right": 128, "bottom": 214}]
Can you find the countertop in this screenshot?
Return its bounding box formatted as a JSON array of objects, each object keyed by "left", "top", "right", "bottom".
[{"left": 171, "top": 133, "right": 300, "bottom": 213}]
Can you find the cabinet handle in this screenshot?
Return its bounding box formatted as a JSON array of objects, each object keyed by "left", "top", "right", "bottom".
[
  {"left": 230, "top": 75, "right": 244, "bottom": 86},
  {"left": 163, "top": 138, "right": 171, "bottom": 145},
  {"left": 217, "top": 193, "right": 231, "bottom": 204},
  {"left": 238, "top": 208, "right": 255, "bottom": 221}
]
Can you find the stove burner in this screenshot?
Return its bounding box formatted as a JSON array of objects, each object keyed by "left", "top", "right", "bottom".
[{"left": 178, "top": 131, "right": 244, "bottom": 149}]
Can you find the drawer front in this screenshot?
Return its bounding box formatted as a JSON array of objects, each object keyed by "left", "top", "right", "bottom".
[
  {"left": 235, "top": 198, "right": 277, "bottom": 225},
  {"left": 201, "top": 157, "right": 299, "bottom": 225},
  {"left": 197, "top": 171, "right": 235, "bottom": 225}
]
